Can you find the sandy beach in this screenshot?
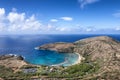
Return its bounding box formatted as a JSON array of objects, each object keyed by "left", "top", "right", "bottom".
[
  {"left": 72, "top": 53, "right": 84, "bottom": 65},
  {"left": 51, "top": 53, "right": 83, "bottom": 66}
]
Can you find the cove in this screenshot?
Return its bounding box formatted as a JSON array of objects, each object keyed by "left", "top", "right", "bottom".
[{"left": 24, "top": 50, "right": 79, "bottom": 66}]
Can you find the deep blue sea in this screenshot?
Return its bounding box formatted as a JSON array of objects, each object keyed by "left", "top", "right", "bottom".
[{"left": 0, "top": 34, "right": 120, "bottom": 66}]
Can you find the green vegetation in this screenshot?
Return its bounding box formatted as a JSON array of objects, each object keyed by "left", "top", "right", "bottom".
[
  {"left": 46, "top": 53, "right": 100, "bottom": 79},
  {"left": 0, "top": 58, "right": 100, "bottom": 79},
  {"left": 47, "top": 61, "right": 100, "bottom": 79},
  {"left": 0, "top": 65, "right": 13, "bottom": 78},
  {"left": 20, "top": 65, "right": 38, "bottom": 69},
  {"left": 0, "top": 65, "right": 40, "bottom": 80}
]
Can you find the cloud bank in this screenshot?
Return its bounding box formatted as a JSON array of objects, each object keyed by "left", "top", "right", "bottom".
[
  {"left": 0, "top": 8, "right": 75, "bottom": 34},
  {"left": 0, "top": 8, "right": 42, "bottom": 34},
  {"left": 0, "top": 8, "right": 119, "bottom": 34},
  {"left": 78, "top": 0, "right": 100, "bottom": 9}
]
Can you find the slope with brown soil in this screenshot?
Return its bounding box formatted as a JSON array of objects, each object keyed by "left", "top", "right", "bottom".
[{"left": 38, "top": 36, "right": 120, "bottom": 79}]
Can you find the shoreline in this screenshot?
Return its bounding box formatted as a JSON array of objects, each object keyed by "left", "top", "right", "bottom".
[
  {"left": 72, "top": 53, "right": 84, "bottom": 65},
  {"left": 0, "top": 53, "right": 83, "bottom": 67},
  {"left": 51, "top": 53, "right": 83, "bottom": 67},
  {"left": 75, "top": 53, "right": 84, "bottom": 64}
]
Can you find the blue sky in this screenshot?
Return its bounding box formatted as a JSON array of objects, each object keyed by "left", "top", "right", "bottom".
[{"left": 0, "top": 0, "right": 120, "bottom": 34}]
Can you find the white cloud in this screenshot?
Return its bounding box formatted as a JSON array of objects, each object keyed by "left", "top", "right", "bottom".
[
  {"left": 0, "top": 8, "right": 42, "bottom": 33},
  {"left": 0, "top": 8, "right": 6, "bottom": 31},
  {"left": 56, "top": 27, "right": 71, "bottom": 32},
  {"left": 50, "top": 17, "right": 73, "bottom": 22},
  {"left": 41, "top": 24, "right": 54, "bottom": 32},
  {"left": 86, "top": 28, "right": 92, "bottom": 32},
  {"left": 0, "top": 8, "right": 5, "bottom": 16},
  {"left": 0, "top": 8, "right": 5, "bottom": 22},
  {"left": 50, "top": 19, "right": 58, "bottom": 22},
  {"left": 78, "top": 0, "right": 99, "bottom": 9},
  {"left": 1, "top": 8, "right": 116, "bottom": 34},
  {"left": 0, "top": 24, "right": 5, "bottom": 31},
  {"left": 21, "top": 15, "right": 42, "bottom": 31},
  {"left": 7, "top": 14, "right": 42, "bottom": 32},
  {"left": 85, "top": 26, "right": 96, "bottom": 32},
  {"left": 47, "top": 24, "right": 53, "bottom": 30},
  {"left": 7, "top": 12, "right": 25, "bottom": 23},
  {"left": 0, "top": 8, "right": 74, "bottom": 34},
  {"left": 113, "top": 12, "right": 120, "bottom": 18},
  {"left": 60, "top": 17, "right": 73, "bottom": 21},
  {"left": 115, "top": 27, "right": 120, "bottom": 31}
]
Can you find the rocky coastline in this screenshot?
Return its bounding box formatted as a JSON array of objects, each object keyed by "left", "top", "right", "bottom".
[
  {"left": 1, "top": 36, "right": 120, "bottom": 80},
  {"left": 36, "top": 42, "right": 75, "bottom": 53},
  {"left": 0, "top": 54, "right": 27, "bottom": 71},
  {"left": 37, "top": 36, "right": 120, "bottom": 63}
]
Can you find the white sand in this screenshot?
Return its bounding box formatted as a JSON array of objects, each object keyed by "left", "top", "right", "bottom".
[
  {"left": 72, "top": 53, "right": 84, "bottom": 65},
  {"left": 51, "top": 53, "right": 84, "bottom": 66}
]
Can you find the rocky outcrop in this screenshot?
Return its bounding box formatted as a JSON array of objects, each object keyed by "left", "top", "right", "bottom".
[
  {"left": 38, "top": 42, "right": 75, "bottom": 53},
  {"left": 0, "top": 54, "right": 24, "bottom": 60},
  {"left": 0, "top": 54, "right": 27, "bottom": 71}
]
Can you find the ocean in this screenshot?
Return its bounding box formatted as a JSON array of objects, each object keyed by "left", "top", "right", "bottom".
[{"left": 0, "top": 34, "right": 120, "bottom": 66}]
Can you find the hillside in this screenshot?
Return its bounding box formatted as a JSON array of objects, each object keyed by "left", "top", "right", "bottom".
[
  {"left": 38, "top": 36, "right": 120, "bottom": 79},
  {"left": 0, "top": 36, "right": 120, "bottom": 80}
]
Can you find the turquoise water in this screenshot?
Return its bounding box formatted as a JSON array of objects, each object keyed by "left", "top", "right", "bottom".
[
  {"left": 25, "top": 50, "right": 79, "bottom": 66},
  {"left": 0, "top": 34, "right": 120, "bottom": 66}
]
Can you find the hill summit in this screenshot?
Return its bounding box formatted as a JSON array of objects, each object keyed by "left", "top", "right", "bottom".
[
  {"left": 1, "top": 36, "right": 120, "bottom": 80},
  {"left": 38, "top": 36, "right": 120, "bottom": 79}
]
